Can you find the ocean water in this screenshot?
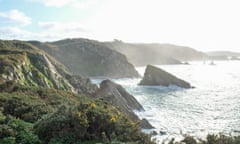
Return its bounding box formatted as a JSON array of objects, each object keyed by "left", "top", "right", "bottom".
[{"left": 92, "top": 61, "right": 240, "bottom": 143}]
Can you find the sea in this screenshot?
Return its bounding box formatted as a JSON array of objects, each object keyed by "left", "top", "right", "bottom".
[{"left": 92, "top": 60, "right": 240, "bottom": 143}]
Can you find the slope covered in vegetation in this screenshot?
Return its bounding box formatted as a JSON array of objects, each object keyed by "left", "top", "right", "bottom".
[
  {"left": 0, "top": 82, "right": 154, "bottom": 144},
  {"left": 0, "top": 40, "right": 97, "bottom": 95},
  {"left": 0, "top": 40, "right": 154, "bottom": 143}
]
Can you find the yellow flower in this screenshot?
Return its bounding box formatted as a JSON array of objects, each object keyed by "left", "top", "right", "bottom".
[
  {"left": 80, "top": 119, "right": 89, "bottom": 126},
  {"left": 90, "top": 103, "right": 96, "bottom": 108},
  {"left": 130, "top": 121, "right": 135, "bottom": 126},
  {"left": 110, "top": 115, "right": 116, "bottom": 123},
  {"left": 77, "top": 112, "right": 82, "bottom": 117}
]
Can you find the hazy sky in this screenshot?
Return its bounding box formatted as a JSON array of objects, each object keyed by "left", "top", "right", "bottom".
[{"left": 0, "top": 0, "right": 240, "bottom": 52}]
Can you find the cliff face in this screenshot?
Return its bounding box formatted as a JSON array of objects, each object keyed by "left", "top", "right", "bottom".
[
  {"left": 0, "top": 40, "right": 152, "bottom": 129},
  {"left": 94, "top": 80, "right": 143, "bottom": 111},
  {"left": 94, "top": 80, "right": 153, "bottom": 129},
  {"left": 105, "top": 40, "right": 207, "bottom": 66},
  {"left": 139, "top": 65, "right": 192, "bottom": 88},
  {"left": 0, "top": 40, "right": 97, "bottom": 94},
  {"left": 29, "top": 39, "right": 140, "bottom": 78}
]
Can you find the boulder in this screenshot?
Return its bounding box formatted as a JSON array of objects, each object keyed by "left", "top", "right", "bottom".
[
  {"left": 139, "top": 65, "right": 191, "bottom": 88},
  {"left": 93, "top": 80, "right": 154, "bottom": 129}
]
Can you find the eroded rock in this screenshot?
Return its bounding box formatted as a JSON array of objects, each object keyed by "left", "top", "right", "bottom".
[
  {"left": 94, "top": 80, "right": 154, "bottom": 129},
  {"left": 139, "top": 65, "right": 192, "bottom": 88}
]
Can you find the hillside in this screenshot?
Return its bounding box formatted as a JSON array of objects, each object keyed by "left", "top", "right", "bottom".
[
  {"left": 0, "top": 40, "right": 154, "bottom": 143},
  {"left": 0, "top": 82, "right": 153, "bottom": 144},
  {"left": 0, "top": 40, "right": 97, "bottom": 95},
  {"left": 104, "top": 40, "right": 208, "bottom": 66},
  {"left": 29, "top": 38, "right": 140, "bottom": 78},
  {"left": 207, "top": 51, "right": 240, "bottom": 57},
  {"left": 207, "top": 51, "right": 240, "bottom": 60}
]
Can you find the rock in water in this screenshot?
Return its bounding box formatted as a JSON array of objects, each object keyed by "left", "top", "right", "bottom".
[
  {"left": 139, "top": 65, "right": 191, "bottom": 88},
  {"left": 94, "top": 80, "right": 154, "bottom": 129}
]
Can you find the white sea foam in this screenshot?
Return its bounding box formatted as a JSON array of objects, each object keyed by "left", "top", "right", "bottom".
[{"left": 92, "top": 61, "right": 240, "bottom": 143}]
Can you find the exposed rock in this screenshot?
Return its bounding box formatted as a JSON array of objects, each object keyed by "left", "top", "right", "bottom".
[
  {"left": 94, "top": 80, "right": 143, "bottom": 111},
  {"left": 0, "top": 40, "right": 97, "bottom": 95},
  {"left": 29, "top": 39, "right": 140, "bottom": 78},
  {"left": 160, "top": 131, "right": 167, "bottom": 135},
  {"left": 66, "top": 75, "right": 98, "bottom": 95},
  {"left": 0, "top": 40, "right": 154, "bottom": 131},
  {"left": 140, "top": 118, "right": 154, "bottom": 129},
  {"left": 93, "top": 80, "right": 154, "bottom": 129},
  {"left": 139, "top": 65, "right": 192, "bottom": 88}
]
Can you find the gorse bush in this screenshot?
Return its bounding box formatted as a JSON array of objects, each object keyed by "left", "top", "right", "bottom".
[
  {"left": 0, "top": 84, "right": 154, "bottom": 143},
  {"left": 34, "top": 100, "right": 154, "bottom": 144}
]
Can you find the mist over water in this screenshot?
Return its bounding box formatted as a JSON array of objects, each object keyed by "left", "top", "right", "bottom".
[{"left": 93, "top": 61, "right": 240, "bottom": 143}]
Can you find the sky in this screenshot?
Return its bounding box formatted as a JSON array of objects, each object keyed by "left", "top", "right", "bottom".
[{"left": 0, "top": 0, "right": 240, "bottom": 52}]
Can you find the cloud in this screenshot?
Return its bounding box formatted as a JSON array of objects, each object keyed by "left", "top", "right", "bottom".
[
  {"left": 37, "top": 21, "right": 90, "bottom": 41},
  {"left": 38, "top": 21, "right": 87, "bottom": 32},
  {"left": 0, "top": 27, "right": 33, "bottom": 40},
  {"left": 29, "top": 0, "right": 74, "bottom": 7},
  {"left": 0, "top": 25, "right": 90, "bottom": 41},
  {"left": 27, "top": 0, "right": 100, "bottom": 8},
  {"left": 0, "top": 9, "right": 32, "bottom": 26},
  {"left": 0, "top": 26, "right": 63, "bottom": 41}
]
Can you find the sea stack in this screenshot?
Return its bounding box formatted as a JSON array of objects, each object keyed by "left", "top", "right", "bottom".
[{"left": 139, "top": 65, "right": 192, "bottom": 88}]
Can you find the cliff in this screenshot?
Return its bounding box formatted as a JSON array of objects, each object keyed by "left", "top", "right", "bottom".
[
  {"left": 0, "top": 40, "right": 97, "bottom": 95},
  {"left": 0, "top": 39, "right": 153, "bottom": 126},
  {"left": 104, "top": 40, "right": 207, "bottom": 66},
  {"left": 94, "top": 80, "right": 154, "bottom": 129},
  {"left": 0, "top": 40, "right": 154, "bottom": 143},
  {"left": 29, "top": 38, "right": 140, "bottom": 78}
]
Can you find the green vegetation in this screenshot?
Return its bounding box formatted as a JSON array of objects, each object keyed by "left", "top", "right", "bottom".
[
  {"left": 0, "top": 82, "right": 153, "bottom": 143},
  {"left": 1, "top": 39, "right": 239, "bottom": 144},
  {"left": 0, "top": 40, "right": 72, "bottom": 91},
  {"left": 35, "top": 100, "right": 153, "bottom": 144},
  {"left": 0, "top": 81, "right": 80, "bottom": 123},
  {"left": 0, "top": 116, "right": 41, "bottom": 144}
]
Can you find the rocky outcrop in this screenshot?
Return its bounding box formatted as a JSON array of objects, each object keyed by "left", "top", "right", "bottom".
[
  {"left": 29, "top": 39, "right": 140, "bottom": 78},
  {"left": 94, "top": 80, "right": 143, "bottom": 110},
  {"left": 139, "top": 65, "right": 192, "bottom": 88},
  {"left": 0, "top": 40, "right": 97, "bottom": 95},
  {"left": 0, "top": 40, "right": 153, "bottom": 129},
  {"left": 94, "top": 80, "right": 153, "bottom": 129},
  {"left": 66, "top": 75, "right": 98, "bottom": 95},
  {"left": 0, "top": 49, "right": 71, "bottom": 91}
]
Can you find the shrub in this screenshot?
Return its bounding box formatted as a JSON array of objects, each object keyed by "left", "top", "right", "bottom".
[
  {"left": 0, "top": 116, "right": 41, "bottom": 144},
  {"left": 0, "top": 137, "right": 16, "bottom": 144},
  {"left": 34, "top": 100, "right": 154, "bottom": 144},
  {"left": 1, "top": 95, "right": 50, "bottom": 123}
]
